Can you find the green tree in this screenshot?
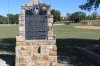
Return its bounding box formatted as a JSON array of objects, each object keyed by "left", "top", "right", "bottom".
[
  {"left": 0, "top": 15, "right": 7, "bottom": 24},
  {"left": 7, "top": 14, "right": 19, "bottom": 24},
  {"left": 14, "top": 14, "right": 19, "bottom": 24},
  {"left": 7, "top": 14, "right": 14, "bottom": 24},
  {"left": 79, "top": 0, "right": 100, "bottom": 11},
  {"left": 51, "top": 9, "right": 61, "bottom": 22},
  {"left": 68, "top": 11, "right": 86, "bottom": 23},
  {"left": 91, "top": 12, "right": 98, "bottom": 20}
]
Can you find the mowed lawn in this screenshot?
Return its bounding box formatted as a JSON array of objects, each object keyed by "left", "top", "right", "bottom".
[
  {"left": 0, "top": 24, "right": 100, "bottom": 39},
  {"left": 53, "top": 23, "right": 100, "bottom": 39},
  {"left": 0, "top": 25, "right": 18, "bottom": 39},
  {"left": 0, "top": 24, "right": 100, "bottom": 55}
]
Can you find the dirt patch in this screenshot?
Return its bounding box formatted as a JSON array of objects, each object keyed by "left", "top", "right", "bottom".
[{"left": 74, "top": 26, "right": 100, "bottom": 30}]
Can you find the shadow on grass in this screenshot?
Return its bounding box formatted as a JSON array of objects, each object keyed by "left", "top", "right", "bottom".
[
  {"left": 0, "top": 55, "right": 15, "bottom": 66},
  {"left": 0, "top": 38, "right": 99, "bottom": 66},
  {"left": 0, "top": 38, "right": 16, "bottom": 66},
  {"left": 56, "top": 38, "right": 100, "bottom": 66},
  {"left": 0, "top": 38, "right": 16, "bottom": 52}
]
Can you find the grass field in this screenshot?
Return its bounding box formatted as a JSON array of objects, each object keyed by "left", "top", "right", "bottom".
[
  {"left": 0, "top": 23, "right": 99, "bottom": 39},
  {"left": 0, "top": 23, "right": 100, "bottom": 55},
  {"left": 0, "top": 25, "right": 18, "bottom": 55},
  {"left": 0, "top": 25, "right": 18, "bottom": 39},
  {"left": 92, "top": 21, "right": 100, "bottom": 26},
  {"left": 53, "top": 23, "right": 100, "bottom": 39}
]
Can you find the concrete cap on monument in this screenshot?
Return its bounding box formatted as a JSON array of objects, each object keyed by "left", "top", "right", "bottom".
[{"left": 30, "top": 0, "right": 39, "bottom": 5}]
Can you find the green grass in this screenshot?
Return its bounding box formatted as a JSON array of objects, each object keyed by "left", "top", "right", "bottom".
[
  {"left": 92, "top": 21, "right": 100, "bottom": 26},
  {"left": 0, "top": 25, "right": 18, "bottom": 55},
  {"left": 53, "top": 24, "right": 100, "bottom": 39},
  {"left": 54, "top": 21, "right": 64, "bottom": 24},
  {"left": 0, "top": 24, "right": 100, "bottom": 40},
  {"left": 0, "top": 25, "right": 18, "bottom": 38},
  {"left": 0, "top": 24, "right": 100, "bottom": 55}
]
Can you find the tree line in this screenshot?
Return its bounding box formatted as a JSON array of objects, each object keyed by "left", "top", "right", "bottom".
[
  {"left": 0, "top": 9, "right": 61, "bottom": 24},
  {"left": 51, "top": 0, "right": 100, "bottom": 23},
  {"left": 0, "top": 14, "right": 18, "bottom": 24},
  {"left": 51, "top": 9, "right": 100, "bottom": 23},
  {"left": 65, "top": 11, "right": 100, "bottom": 23},
  {"left": 0, "top": 10, "right": 100, "bottom": 24},
  {"left": 0, "top": 0, "right": 100, "bottom": 24}
]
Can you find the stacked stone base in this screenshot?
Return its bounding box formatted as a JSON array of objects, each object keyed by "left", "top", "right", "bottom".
[{"left": 16, "top": 36, "right": 58, "bottom": 66}]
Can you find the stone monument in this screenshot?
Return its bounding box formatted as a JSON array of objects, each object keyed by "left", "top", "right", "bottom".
[{"left": 16, "top": 0, "right": 58, "bottom": 66}]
